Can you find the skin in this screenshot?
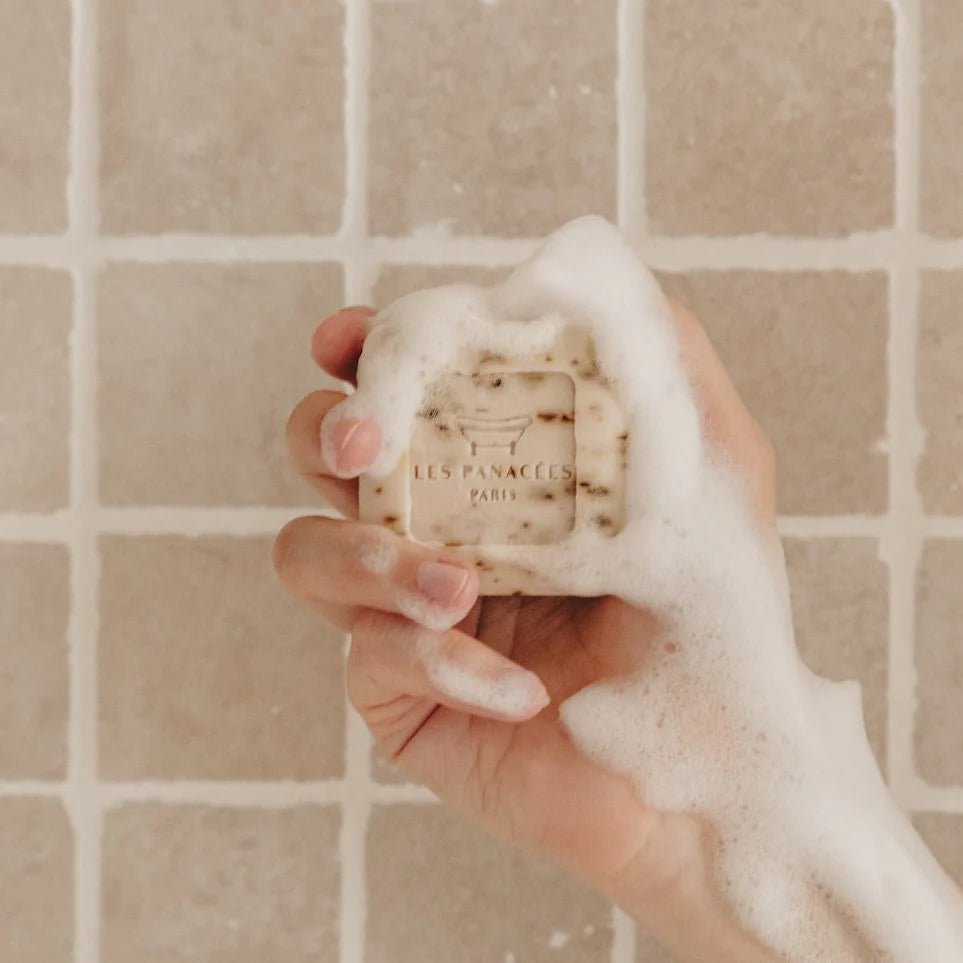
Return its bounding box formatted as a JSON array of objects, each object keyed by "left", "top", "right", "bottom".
[{"left": 274, "top": 302, "right": 805, "bottom": 962}]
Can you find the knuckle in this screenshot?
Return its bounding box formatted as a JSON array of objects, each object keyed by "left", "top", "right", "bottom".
[
  {"left": 286, "top": 390, "right": 342, "bottom": 444},
  {"left": 755, "top": 427, "right": 777, "bottom": 477},
  {"left": 271, "top": 516, "right": 314, "bottom": 586}
]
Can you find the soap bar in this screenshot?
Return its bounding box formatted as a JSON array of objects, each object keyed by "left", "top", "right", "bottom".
[{"left": 360, "top": 326, "right": 626, "bottom": 595}]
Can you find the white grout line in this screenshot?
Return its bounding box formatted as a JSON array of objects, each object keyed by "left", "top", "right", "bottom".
[
  {"left": 907, "top": 776, "right": 963, "bottom": 815},
  {"left": 370, "top": 782, "right": 439, "bottom": 805},
  {"left": 0, "top": 781, "right": 67, "bottom": 798},
  {"left": 66, "top": 0, "right": 101, "bottom": 961},
  {"left": 776, "top": 515, "right": 887, "bottom": 539},
  {"left": 613, "top": 4, "right": 646, "bottom": 960},
  {"left": 616, "top": 0, "right": 646, "bottom": 247},
  {"left": 904, "top": 779, "right": 963, "bottom": 815},
  {"left": 0, "top": 509, "right": 925, "bottom": 542},
  {"left": 97, "top": 780, "right": 345, "bottom": 808},
  {"left": 6, "top": 232, "right": 963, "bottom": 270},
  {"left": 922, "top": 516, "right": 963, "bottom": 538},
  {"left": 339, "top": 3, "right": 373, "bottom": 961},
  {"left": 883, "top": 0, "right": 924, "bottom": 810},
  {"left": 611, "top": 907, "right": 637, "bottom": 963}
]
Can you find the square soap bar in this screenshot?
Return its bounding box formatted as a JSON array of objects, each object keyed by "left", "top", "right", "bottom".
[{"left": 360, "top": 327, "right": 626, "bottom": 595}]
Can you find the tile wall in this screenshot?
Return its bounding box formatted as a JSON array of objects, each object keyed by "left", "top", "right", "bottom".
[{"left": 0, "top": 1, "right": 960, "bottom": 961}]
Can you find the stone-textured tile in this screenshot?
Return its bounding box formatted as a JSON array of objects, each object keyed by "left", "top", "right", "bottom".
[
  {"left": 99, "top": 0, "right": 344, "bottom": 234},
  {"left": 636, "top": 931, "right": 674, "bottom": 962},
  {"left": 0, "top": 798, "right": 73, "bottom": 963},
  {"left": 373, "top": 265, "right": 507, "bottom": 308},
  {"left": 913, "top": 814, "right": 963, "bottom": 890},
  {"left": 921, "top": 0, "right": 963, "bottom": 237},
  {"left": 660, "top": 271, "right": 888, "bottom": 514},
  {"left": 98, "top": 263, "right": 341, "bottom": 506},
  {"left": 99, "top": 536, "right": 345, "bottom": 780},
  {"left": 915, "top": 540, "right": 963, "bottom": 786},
  {"left": 0, "top": 268, "right": 71, "bottom": 511},
  {"left": 0, "top": 545, "right": 69, "bottom": 779},
  {"left": 918, "top": 271, "right": 963, "bottom": 513},
  {"left": 366, "top": 805, "right": 613, "bottom": 962},
  {"left": 0, "top": 0, "right": 70, "bottom": 232},
  {"left": 646, "top": 0, "right": 894, "bottom": 236},
  {"left": 370, "top": 0, "right": 617, "bottom": 237},
  {"left": 784, "top": 538, "right": 888, "bottom": 772},
  {"left": 102, "top": 804, "right": 339, "bottom": 963}
]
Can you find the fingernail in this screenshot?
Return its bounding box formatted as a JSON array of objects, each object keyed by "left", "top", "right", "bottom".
[
  {"left": 327, "top": 417, "right": 380, "bottom": 475},
  {"left": 417, "top": 560, "right": 471, "bottom": 608}
]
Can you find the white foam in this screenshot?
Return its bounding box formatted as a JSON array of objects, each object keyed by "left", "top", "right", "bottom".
[
  {"left": 357, "top": 534, "right": 398, "bottom": 576},
  {"left": 344, "top": 217, "right": 963, "bottom": 960},
  {"left": 415, "top": 633, "right": 540, "bottom": 717},
  {"left": 396, "top": 590, "right": 464, "bottom": 633}
]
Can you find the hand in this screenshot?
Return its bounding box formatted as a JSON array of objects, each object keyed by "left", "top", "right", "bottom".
[{"left": 274, "top": 302, "right": 779, "bottom": 962}]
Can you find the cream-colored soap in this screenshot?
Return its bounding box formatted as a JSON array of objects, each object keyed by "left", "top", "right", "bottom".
[{"left": 360, "top": 327, "right": 626, "bottom": 595}]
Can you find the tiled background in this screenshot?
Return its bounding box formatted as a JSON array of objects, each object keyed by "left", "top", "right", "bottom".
[{"left": 0, "top": 0, "right": 961, "bottom": 961}]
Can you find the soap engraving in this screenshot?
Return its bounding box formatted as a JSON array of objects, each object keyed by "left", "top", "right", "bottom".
[
  {"left": 409, "top": 372, "right": 577, "bottom": 546},
  {"left": 456, "top": 413, "right": 533, "bottom": 455}
]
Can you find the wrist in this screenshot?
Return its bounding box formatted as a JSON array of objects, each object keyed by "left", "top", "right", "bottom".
[{"left": 598, "top": 811, "right": 778, "bottom": 963}]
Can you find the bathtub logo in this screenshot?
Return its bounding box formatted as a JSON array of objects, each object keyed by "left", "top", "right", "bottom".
[{"left": 456, "top": 414, "right": 533, "bottom": 456}]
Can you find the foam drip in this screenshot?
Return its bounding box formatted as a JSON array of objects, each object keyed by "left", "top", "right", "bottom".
[{"left": 344, "top": 217, "right": 963, "bottom": 960}]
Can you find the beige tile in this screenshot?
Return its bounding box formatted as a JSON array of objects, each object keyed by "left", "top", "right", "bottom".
[
  {"left": 102, "top": 804, "right": 339, "bottom": 963},
  {"left": 370, "top": 0, "right": 617, "bottom": 237},
  {"left": 373, "top": 265, "right": 507, "bottom": 308},
  {"left": 366, "top": 805, "right": 613, "bottom": 962},
  {"left": 0, "top": 268, "right": 71, "bottom": 511},
  {"left": 913, "top": 814, "right": 963, "bottom": 890},
  {"left": 915, "top": 540, "right": 963, "bottom": 786},
  {"left": 645, "top": 0, "right": 894, "bottom": 236},
  {"left": 99, "top": 0, "right": 344, "bottom": 234},
  {"left": 660, "top": 271, "right": 888, "bottom": 514},
  {"left": 99, "top": 536, "right": 345, "bottom": 780},
  {"left": 0, "top": 798, "right": 73, "bottom": 963},
  {"left": 0, "top": 545, "right": 69, "bottom": 780},
  {"left": 636, "top": 931, "right": 674, "bottom": 963},
  {"left": 0, "top": 0, "right": 70, "bottom": 232},
  {"left": 784, "top": 538, "right": 888, "bottom": 773},
  {"left": 98, "top": 262, "right": 341, "bottom": 506},
  {"left": 918, "top": 271, "right": 963, "bottom": 513},
  {"left": 921, "top": 0, "right": 963, "bottom": 236}
]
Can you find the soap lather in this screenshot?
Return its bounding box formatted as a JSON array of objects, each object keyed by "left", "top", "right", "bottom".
[{"left": 360, "top": 325, "right": 627, "bottom": 595}]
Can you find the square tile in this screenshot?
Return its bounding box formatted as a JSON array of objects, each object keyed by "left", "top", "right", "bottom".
[
  {"left": 102, "top": 804, "right": 339, "bottom": 963},
  {"left": 0, "top": 0, "right": 70, "bottom": 232},
  {"left": 0, "top": 798, "right": 73, "bottom": 963},
  {"left": 97, "top": 262, "right": 341, "bottom": 506},
  {"left": 645, "top": 0, "right": 894, "bottom": 235},
  {"left": 99, "top": 536, "right": 345, "bottom": 780},
  {"left": 921, "top": 0, "right": 963, "bottom": 237},
  {"left": 0, "top": 544, "right": 69, "bottom": 779},
  {"left": 636, "top": 931, "right": 674, "bottom": 962},
  {"left": 0, "top": 268, "right": 71, "bottom": 511},
  {"left": 915, "top": 539, "right": 963, "bottom": 786},
  {"left": 99, "top": 0, "right": 344, "bottom": 233},
  {"left": 659, "top": 271, "right": 888, "bottom": 514},
  {"left": 913, "top": 814, "right": 963, "bottom": 890},
  {"left": 366, "top": 805, "right": 613, "bottom": 962},
  {"left": 373, "top": 265, "right": 507, "bottom": 308},
  {"left": 784, "top": 538, "right": 888, "bottom": 772},
  {"left": 918, "top": 271, "right": 963, "bottom": 513},
  {"left": 370, "top": 0, "right": 617, "bottom": 237}
]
